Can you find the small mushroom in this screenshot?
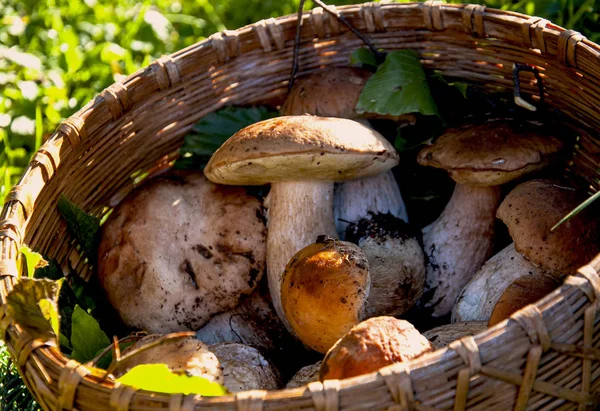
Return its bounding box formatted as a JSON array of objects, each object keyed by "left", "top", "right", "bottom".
[
  {"left": 488, "top": 274, "right": 559, "bottom": 326},
  {"left": 422, "top": 322, "right": 487, "bottom": 348},
  {"left": 285, "top": 361, "right": 322, "bottom": 388},
  {"left": 417, "top": 120, "right": 563, "bottom": 317},
  {"left": 204, "top": 116, "right": 398, "bottom": 325},
  {"left": 319, "top": 316, "right": 435, "bottom": 381},
  {"left": 345, "top": 213, "right": 425, "bottom": 317},
  {"left": 209, "top": 343, "right": 280, "bottom": 392},
  {"left": 453, "top": 179, "right": 599, "bottom": 322},
  {"left": 98, "top": 172, "right": 266, "bottom": 333},
  {"left": 280, "top": 236, "right": 370, "bottom": 354},
  {"left": 113, "top": 334, "right": 223, "bottom": 384}
]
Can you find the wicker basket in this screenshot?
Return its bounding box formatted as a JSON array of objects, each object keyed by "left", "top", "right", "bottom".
[{"left": 2, "top": 1, "right": 600, "bottom": 410}]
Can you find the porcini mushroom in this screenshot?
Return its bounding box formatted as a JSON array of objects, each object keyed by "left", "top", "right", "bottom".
[
  {"left": 422, "top": 322, "right": 487, "bottom": 348},
  {"left": 285, "top": 361, "right": 322, "bottom": 388},
  {"left": 453, "top": 179, "right": 599, "bottom": 322},
  {"left": 98, "top": 172, "right": 266, "bottom": 333},
  {"left": 280, "top": 236, "right": 370, "bottom": 353},
  {"left": 204, "top": 116, "right": 398, "bottom": 323},
  {"left": 112, "top": 334, "right": 223, "bottom": 384},
  {"left": 209, "top": 342, "right": 280, "bottom": 392},
  {"left": 280, "top": 68, "right": 409, "bottom": 235},
  {"left": 345, "top": 212, "right": 425, "bottom": 317},
  {"left": 417, "top": 120, "right": 563, "bottom": 317},
  {"left": 319, "top": 316, "right": 435, "bottom": 381}
]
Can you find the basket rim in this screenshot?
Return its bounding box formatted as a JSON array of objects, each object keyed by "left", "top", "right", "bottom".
[{"left": 2, "top": 2, "right": 600, "bottom": 410}]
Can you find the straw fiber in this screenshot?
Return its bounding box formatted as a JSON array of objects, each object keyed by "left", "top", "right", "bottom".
[{"left": 1, "top": 2, "right": 600, "bottom": 410}]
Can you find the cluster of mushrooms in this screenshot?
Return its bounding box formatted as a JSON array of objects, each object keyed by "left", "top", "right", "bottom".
[{"left": 97, "top": 68, "right": 600, "bottom": 392}]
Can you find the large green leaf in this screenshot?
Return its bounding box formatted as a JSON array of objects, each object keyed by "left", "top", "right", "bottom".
[
  {"left": 5, "top": 278, "right": 62, "bottom": 341},
  {"left": 70, "top": 305, "right": 110, "bottom": 363},
  {"left": 57, "top": 195, "right": 101, "bottom": 266},
  {"left": 116, "top": 364, "right": 228, "bottom": 396},
  {"left": 356, "top": 50, "right": 438, "bottom": 117},
  {"left": 174, "top": 106, "right": 278, "bottom": 170}
]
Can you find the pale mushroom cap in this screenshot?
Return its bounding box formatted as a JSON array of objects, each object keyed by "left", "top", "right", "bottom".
[
  {"left": 422, "top": 322, "right": 487, "bottom": 348},
  {"left": 209, "top": 343, "right": 280, "bottom": 392},
  {"left": 281, "top": 68, "right": 371, "bottom": 118},
  {"left": 281, "top": 238, "right": 370, "bottom": 354},
  {"left": 204, "top": 116, "right": 399, "bottom": 186},
  {"left": 285, "top": 361, "right": 322, "bottom": 388},
  {"left": 98, "top": 172, "right": 266, "bottom": 333},
  {"left": 417, "top": 121, "right": 563, "bottom": 185},
  {"left": 497, "top": 179, "right": 600, "bottom": 275},
  {"left": 319, "top": 317, "right": 435, "bottom": 381},
  {"left": 114, "top": 335, "right": 223, "bottom": 384}
]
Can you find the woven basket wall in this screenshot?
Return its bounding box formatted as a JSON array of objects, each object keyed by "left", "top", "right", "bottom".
[{"left": 2, "top": 1, "right": 600, "bottom": 410}]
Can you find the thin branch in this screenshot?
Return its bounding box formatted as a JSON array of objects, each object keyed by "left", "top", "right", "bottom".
[{"left": 289, "top": 0, "right": 307, "bottom": 91}]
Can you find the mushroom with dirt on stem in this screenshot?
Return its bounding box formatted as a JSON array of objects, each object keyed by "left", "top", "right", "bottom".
[
  {"left": 204, "top": 116, "right": 399, "bottom": 326},
  {"left": 453, "top": 179, "right": 600, "bottom": 323},
  {"left": 416, "top": 120, "right": 564, "bottom": 317}
]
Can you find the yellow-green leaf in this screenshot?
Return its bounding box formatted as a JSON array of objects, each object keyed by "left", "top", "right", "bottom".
[
  {"left": 5, "top": 278, "right": 62, "bottom": 342},
  {"left": 116, "top": 364, "right": 228, "bottom": 396},
  {"left": 19, "top": 244, "right": 47, "bottom": 278}
]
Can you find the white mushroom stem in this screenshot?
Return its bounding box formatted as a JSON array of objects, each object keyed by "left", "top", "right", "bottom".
[
  {"left": 421, "top": 184, "right": 501, "bottom": 317},
  {"left": 265, "top": 181, "right": 338, "bottom": 323},
  {"left": 451, "top": 243, "right": 550, "bottom": 323},
  {"left": 334, "top": 170, "right": 408, "bottom": 238}
]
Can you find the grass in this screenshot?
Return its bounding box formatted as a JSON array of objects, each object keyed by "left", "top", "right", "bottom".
[{"left": 1, "top": 0, "right": 599, "bottom": 409}]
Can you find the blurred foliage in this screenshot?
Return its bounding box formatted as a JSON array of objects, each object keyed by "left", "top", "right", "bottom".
[{"left": 0, "top": 0, "right": 599, "bottom": 408}]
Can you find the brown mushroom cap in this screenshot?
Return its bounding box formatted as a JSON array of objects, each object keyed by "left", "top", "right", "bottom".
[
  {"left": 320, "top": 317, "right": 435, "bottom": 381},
  {"left": 488, "top": 274, "right": 559, "bottom": 326},
  {"left": 281, "top": 237, "right": 370, "bottom": 354},
  {"left": 98, "top": 172, "right": 266, "bottom": 333},
  {"left": 281, "top": 68, "right": 371, "bottom": 118},
  {"left": 285, "top": 361, "right": 322, "bottom": 388},
  {"left": 497, "top": 179, "right": 600, "bottom": 275},
  {"left": 417, "top": 120, "right": 563, "bottom": 186},
  {"left": 204, "top": 116, "right": 399, "bottom": 186},
  {"left": 422, "top": 322, "right": 487, "bottom": 348}
]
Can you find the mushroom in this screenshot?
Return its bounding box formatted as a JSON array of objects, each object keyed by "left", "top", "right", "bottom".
[
  {"left": 285, "top": 361, "right": 322, "bottom": 388},
  {"left": 422, "top": 322, "right": 487, "bottom": 348},
  {"left": 195, "top": 280, "right": 312, "bottom": 379},
  {"left": 453, "top": 179, "right": 599, "bottom": 322},
  {"left": 280, "top": 68, "right": 408, "bottom": 236},
  {"left": 417, "top": 120, "right": 563, "bottom": 317},
  {"left": 204, "top": 116, "right": 398, "bottom": 324},
  {"left": 112, "top": 334, "right": 223, "bottom": 384},
  {"left": 98, "top": 172, "right": 266, "bottom": 333},
  {"left": 209, "top": 342, "right": 280, "bottom": 392},
  {"left": 280, "top": 236, "right": 370, "bottom": 353},
  {"left": 344, "top": 212, "right": 425, "bottom": 317},
  {"left": 487, "top": 274, "right": 559, "bottom": 326},
  {"left": 319, "top": 316, "right": 435, "bottom": 381}
]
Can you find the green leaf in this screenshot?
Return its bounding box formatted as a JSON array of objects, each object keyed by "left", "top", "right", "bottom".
[
  {"left": 70, "top": 305, "right": 110, "bottom": 363},
  {"left": 551, "top": 190, "right": 600, "bottom": 231},
  {"left": 19, "top": 244, "right": 46, "bottom": 278},
  {"left": 5, "top": 278, "right": 62, "bottom": 342},
  {"left": 356, "top": 50, "right": 438, "bottom": 117},
  {"left": 174, "top": 106, "right": 278, "bottom": 170},
  {"left": 57, "top": 195, "right": 101, "bottom": 266},
  {"left": 116, "top": 364, "right": 228, "bottom": 396},
  {"left": 350, "top": 47, "right": 378, "bottom": 69}
]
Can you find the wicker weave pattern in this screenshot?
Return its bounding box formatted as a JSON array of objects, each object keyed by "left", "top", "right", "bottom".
[{"left": 1, "top": 2, "right": 600, "bottom": 409}]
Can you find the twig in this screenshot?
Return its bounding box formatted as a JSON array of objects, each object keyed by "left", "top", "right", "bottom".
[
  {"left": 512, "top": 63, "right": 545, "bottom": 111},
  {"left": 289, "top": 0, "right": 307, "bottom": 91}
]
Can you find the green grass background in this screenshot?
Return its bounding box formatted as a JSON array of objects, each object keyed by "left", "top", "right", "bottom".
[{"left": 1, "top": 0, "right": 599, "bottom": 408}]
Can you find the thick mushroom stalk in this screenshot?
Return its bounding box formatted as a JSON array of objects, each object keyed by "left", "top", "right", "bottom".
[
  {"left": 421, "top": 184, "right": 501, "bottom": 317},
  {"left": 265, "top": 181, "right": 337, "bottom": 320},
  {"left": 334, "top": 171, "right": 408, "bottom": 238}
]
